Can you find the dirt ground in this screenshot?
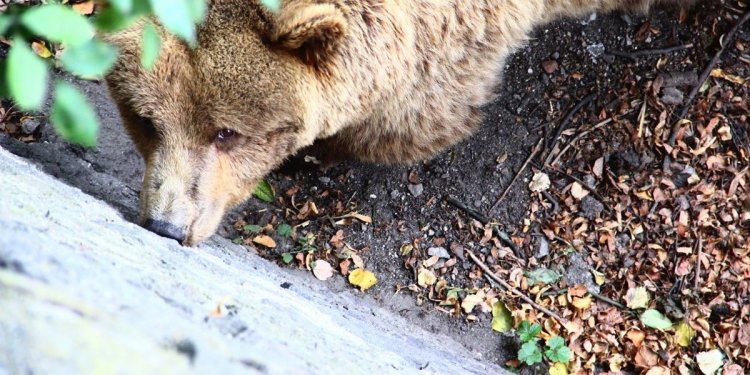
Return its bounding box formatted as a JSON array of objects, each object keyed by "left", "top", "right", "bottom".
[{"left": 2, "top": 1, "right": 747, "bottom": 372}]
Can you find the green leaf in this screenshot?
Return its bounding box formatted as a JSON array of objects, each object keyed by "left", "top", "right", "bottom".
[
  {"left": 243, "top": 224, "right": 261, "bottom": 234},
  {"left": 21, "top": 5, "right": 94, "bottom": 46},
  {"left": 526, "top": 268, "right": 562, "bottom": 285},
  {"left": 186, "top": 0, "right": 207, "bottom": 23},
  {"left": 109, "top": 0, "right": 134, "bottom": 14},
  {"left": 640, "top": 309, "right": 673, "bottom": 330},
  {"left": 518, "top": 341, "right": 543, "bottom": 366},
  {"left": 51, "top": 81, "right": 99, "bottom": 147},
  {"left": 7, "top": 40, "right": 48, "bottom": 110},
  {"left": 253, "top": 180, "right": 275, "bottom": 203},
  {"left": 60, "top": 39, "right": 119, "bottom": 79},
  {"left": 141, "top": 22, "right": 161, "bottom": 70},
  {"left": 277, "top": 223, "right": 293, "bottom": 238},
  {"left": 491, "top": 301, "right": 513, "bottom": 333},
  {"left": 518, "top": 321, "right": 542, "bottom": 342},
  {"left": 0, "top": 15, "right": 12, "bottom": 35},
  {"left": 544, "top": 337, "right": 571, "bottom": 363},
  {"left": 281, "top": 253, "right": 293, "bottom": 264},
  {"left": 149, "top": 0, "right": 196, "bottom": 45},
  {"left": 93, "top": 7, "right": 138, "bottom": 32},
  {"left": 260, "top": 0, "right": 281, "bottom": 13}
]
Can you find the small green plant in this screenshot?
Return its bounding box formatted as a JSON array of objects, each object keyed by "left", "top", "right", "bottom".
[
  {"left": 242, "top": 224, "right": 261, "bottom": 235},
  {"left": 277, "top": 223, "right": 293, "bottom": 238},
  {"left": 1, "top": 0, "right": 208, "bottom": 146},
  {"left": 279, "top": 232, "right": 317, "bottom": 264},
  {"left": 515, "top": 320, "right": 571, "bottom": 367}
]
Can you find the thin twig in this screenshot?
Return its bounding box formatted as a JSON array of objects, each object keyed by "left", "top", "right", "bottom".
[
  {"left": 590, "top": 292, "right": 628, "bottom": 310},
  {"left": 544, "top": 93, "right": 597, "bottom": 167},
  {"left": 607, "top": 43, "right": 694, "bottom": 61},
  {"left": 670, "top": 8, "right": 750, "bottom": 139},
  {"left": 445, "top": 196, "right": 527, "bottom": 263},
  {"left": 490, "top": 138, "right": 544, "bottom": 213},
  {"left": 549, "top": 109, "right": 635, "bottom": 167},
  {"left": 467, "top": 250, "right": 568, "bottom": 325},
  {"left": 694, "top": 233, "right": 703, "bottom": 293},
  {"left": 547, "top": 167, "right": 613, "bottom": 215}
]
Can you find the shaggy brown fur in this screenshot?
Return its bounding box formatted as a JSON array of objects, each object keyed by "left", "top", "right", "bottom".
[{"left": 104, "top": 0, "right": 693, "bottom": 245}]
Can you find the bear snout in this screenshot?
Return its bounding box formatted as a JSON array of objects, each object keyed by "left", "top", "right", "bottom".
[{"left": 142, "top": 218, "right": 188, "bottom": 244}]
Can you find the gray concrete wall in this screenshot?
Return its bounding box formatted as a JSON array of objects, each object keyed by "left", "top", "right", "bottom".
[{"left": 0, "top": 147, "right": 507, "bottom": 375}]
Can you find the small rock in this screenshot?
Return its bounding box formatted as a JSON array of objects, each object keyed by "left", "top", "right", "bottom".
[
  {"left": 534, "top": 236, "right": 550, "bottom": 258},
  {"left": 541, "top": 60, "right": 558, "bottom": 74},
  {"left": 660, "top": 87, "right": 684, "bottom": 105},
  {"left": 318, "top": 176, "right": 331, "bottom": 184},
  {"left": 390, "top": 190, "right": 400, "bottom": 199},
  {"left": 20, "top": 118, "right": 41, "bottom": 135},
  {"left": 583, "top": 174, "right": 597, "bottom": 189},
  {"left": 580, "top": 195, "right": 604, "bottom": 220},
  {"left": 615, "top": 233, "right": 630, "bottom": 252},
  {"left": 408, "top": 183, "right": 423, "bottom": 197},
  {"left": 586, "top": 43, "right": 606, "bottom": 59},
  {"left": 427, "top": 247, "right": 450, "bottom": 259}
]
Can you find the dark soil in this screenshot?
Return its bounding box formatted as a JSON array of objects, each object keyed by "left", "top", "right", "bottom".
[{"left": 1, "top": 1, "right": 737, "bottom": 371}]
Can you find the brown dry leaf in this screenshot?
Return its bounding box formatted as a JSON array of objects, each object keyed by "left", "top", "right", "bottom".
[
  {"left": 627, "top": 329, "right": 645, "bottom": 347},
  {"left": 635, "top": 346, "right": 659, "bottom": 368},
  {"left": 252, "top": 235, "right": 276, "bottom": 248},
  {"left": 722, "top": 364, "right": 744, "bottom": 375},
  {"left": 625, "top": 287, "right": 650, "bottom": 309},
  {"left": 339, "top": 259, "right": 351, "bottom": 276},
  {"left": 461, "top": 291, "right": 484, "bottom": 314},
  {"left": 72, "top": 1, "right": 95, "bottom": 15},
  {"left": 645, "top": 367, "right": 671, "bottom": 375},
  {"left": 572, "top": 296, "right": 592, "bottom": 310},
  {"left": 738, "top": 322, "right": 750, "bottom": 346},
  {"left": 568, "top": 284, "right": 588, "bottom": 298}
]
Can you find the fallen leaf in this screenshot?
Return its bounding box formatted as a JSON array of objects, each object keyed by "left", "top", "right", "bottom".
[
  {"left": 529, "top": 172, "right": 550, "bottom": 192},
  {"left": 627, "top": 329, "right": 645, "bottom": 347},
  {"left": 674, "top": 321, "right": 696, "bottom": 347},
  {"left": 625, "top": 287, "right": 650, "bottom": 309},
  {"left": 696, "top": 349, "right": 724, "bottom": 375},
  {"left": 252, "top": 235, "right": 276, "bottom": 248},
  {"left": 549, "top": 362, "right": 567, "bottom": 375},
  {"left": 710, "top": 68, "right": 745, "bottom": 84},
  {"left": 645, "top": 367, "right": 671, "bottom": 375},
  {"left": 461, "top": 292, "right": 484, "bottom": 314},
  {"left": 526, "top": 268, "right": 562, "bottom": 285},
  {"left": 491, "top": 301, "right": 513, "bottom": 332},
  {"left": 312, "top": 260, "right": 333, "bottom": 281},
  {"left": 72, "top": 1, "right": 96, "bottom": 15},
  {"left": 417, "top": 268, "right": 436, "bottom": 287},
  {"left": 572, "top": 296, "right": 592, "bottom": 310},
  {"left": 348, "top": 269, "right": 377, "bottom": 291},
  {"left": 570, "top": 182, "right": 589, "bottom": 200},
  {"left": 591, "top": 269, "right": 606, "bottom": 285},
  {"left": 721, "top": 364, "right": 744, "bottom": 375},
  {"left": 31, "top": 41, "right": 52, "bottom": 58},
  {"left": 640, "top": 309, "right": 673, "bottom": 330}
]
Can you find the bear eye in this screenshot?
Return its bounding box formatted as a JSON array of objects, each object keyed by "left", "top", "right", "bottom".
[{"left": 215, "top": 129, "right": 237, "bottom": 142}]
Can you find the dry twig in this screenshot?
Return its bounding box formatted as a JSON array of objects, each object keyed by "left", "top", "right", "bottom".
[
  {"left": 445, "top": 196, "right": 527, "bottom": 263},
  {"left": 607, "top": 43, "right": 694, "bottom": 61},
  {"left": 489, "top": 138, "right": 544, "bottom": 213},
  {"left": 544, "top": 93, "right": 597, "bottom": 167},
  {"left": 467, "top": 250, "right": 568, "bottom": 324}
]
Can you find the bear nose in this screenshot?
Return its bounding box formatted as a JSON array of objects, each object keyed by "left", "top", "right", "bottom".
[{"left": 143, "top": 219, "right": 186, "bottom": 244}]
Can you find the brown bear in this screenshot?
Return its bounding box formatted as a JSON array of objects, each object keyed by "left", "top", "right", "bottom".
[{"left": 104, "top": 0, "right": 693, "bottom": 245}]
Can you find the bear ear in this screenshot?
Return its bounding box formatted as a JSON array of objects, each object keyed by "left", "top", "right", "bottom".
[{"left": 270, "top": 2, "right": 348, "bottom": 65}]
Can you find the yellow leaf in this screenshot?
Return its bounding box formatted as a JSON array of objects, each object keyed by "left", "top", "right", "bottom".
[
  {"left": 31, "top": 41, "right": 52, "bottom": 59},
  {"left": 549, "top": 362, "right": 568, "bottom": 375},
  {"left": 635, "top": 189, "right": 653, "bottom": 201},
  {"left": 674, "top": 321, "right": 696, "bottom": 347},
  {"left": 461, "top": 292, "right": 484, "bottom": 314},
  {"left": 491, "top": 301, "right": 513, "bottom": 332},
  {"left": 252, "top": 235, "right": 276, "bottom": 248},
  {"left": 417, "top": 268, "right": 436, "bottom": 287},
  {"left": 710, "top": 68, "right": 746, "bottom": 84},
  {"left": 625, "top": 287, "right": 650, "bottom": 309},
  {"left": 348, "top": 269, "right": 377, "bottom": 291},
  {"left": 591, "top": 269, "right": 606, "bottom": 286},
  {"left": 572, "top": 296, "right": 592, "bottom": 310}
]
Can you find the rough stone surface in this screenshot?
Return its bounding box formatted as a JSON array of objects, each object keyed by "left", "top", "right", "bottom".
[{"left": 0, "top": 148, "right": 506, "bottom": 375}]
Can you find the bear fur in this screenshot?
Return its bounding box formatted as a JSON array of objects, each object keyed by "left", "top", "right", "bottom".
[{"left": 104, "top": 0, "right": 693, "bottom": 245}]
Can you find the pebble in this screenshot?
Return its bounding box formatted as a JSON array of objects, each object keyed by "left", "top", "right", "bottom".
[
  {"left": 580, "top": 195, "right": 604, "bottom": 220},
  {"left": 542, "top": 60, "right": 558, "bottom": 74},
  {"left": 534, "top": 236, "right": 550, "bottom": 258},
  {"left": 408, "top": 183, "right": 423, "bottom": 197},
  {"left": 21, "top": 118, "right": 41, "bottom": 135}
]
